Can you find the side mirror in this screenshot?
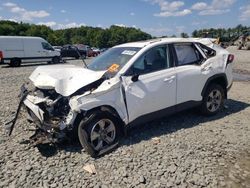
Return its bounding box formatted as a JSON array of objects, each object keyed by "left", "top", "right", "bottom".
[{"left": 131, "top": 74, "right": 139, "bottom": 82}]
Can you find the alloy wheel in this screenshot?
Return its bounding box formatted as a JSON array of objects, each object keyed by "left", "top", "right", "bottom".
[
  {"left": 90, "top": 119, "right": 116, "bottom": 151},
  {"left": 206, "top": 89, "right": 222, "bottom": 112}
]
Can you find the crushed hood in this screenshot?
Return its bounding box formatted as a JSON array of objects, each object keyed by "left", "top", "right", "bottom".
[{"left": 29, "top": 65, "right": 106, "bottom": 96}]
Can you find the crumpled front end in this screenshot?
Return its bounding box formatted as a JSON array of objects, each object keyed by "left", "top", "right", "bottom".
[
  {"left": 5, "top": 65, "right": 108, "bottom": 145},
  {"left": 10, "top": 83, "right": 78, "bottom": 145}
]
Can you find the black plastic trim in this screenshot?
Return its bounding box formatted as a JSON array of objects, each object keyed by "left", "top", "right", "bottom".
[
  {"left": 127, "top": 100, "right": 201, "bottom": 128},
  {"left": 201, "top": 73, "right": 228, "bottom": 97},
  {"left": 2, "top": 56, "right": 56, "bottom": 63},
  {"left": 227, "top": 82, "right": 233, "bottom": 91}
]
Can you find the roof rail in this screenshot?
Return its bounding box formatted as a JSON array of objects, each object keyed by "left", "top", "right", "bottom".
[{"left": 148, "top": 38, "right": 162, "bottom": 43}]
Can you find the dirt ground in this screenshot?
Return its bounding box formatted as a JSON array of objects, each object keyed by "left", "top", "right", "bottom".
[{"left": 227, "top": 46, "right": 250, "bottom": 74}]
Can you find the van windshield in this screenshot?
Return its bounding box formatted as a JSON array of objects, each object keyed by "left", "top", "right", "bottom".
[{"left": 88, "top": 47, "right": 141, "bottom": 75}]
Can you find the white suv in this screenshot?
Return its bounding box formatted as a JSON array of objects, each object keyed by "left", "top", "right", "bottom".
[{"left": 7, "top": 38, "right": 234, "bottom": 157}]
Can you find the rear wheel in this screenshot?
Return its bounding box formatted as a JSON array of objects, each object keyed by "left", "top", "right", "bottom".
[
  {"left": 10, "top": 58, "right": 21, "bottom": 67},
  {"left": 200, "top": 84, "right": 225, "bottom": 116},
  {"left": 78, "top": 111, "right": 121, "bottom": 157}
]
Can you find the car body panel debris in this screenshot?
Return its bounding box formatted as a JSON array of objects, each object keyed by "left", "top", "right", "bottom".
[{"left": 83, "top": 164, "right": 96, "bottom": 174}]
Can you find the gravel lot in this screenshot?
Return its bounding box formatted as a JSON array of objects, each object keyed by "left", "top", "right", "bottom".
[
  {"left": 228, "top": 46, "right": 250, "bottom": 76},
  {"left": 0, "top": 49, "right": 250, "bottom": 188}
]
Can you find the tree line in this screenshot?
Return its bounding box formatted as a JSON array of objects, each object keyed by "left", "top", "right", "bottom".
[
  {"left": 0, "top": 20, "right": 249, "bottom": 46},
  {"left": 0, "top": 20, "right": 151, "bottom": 48},
  {"left": 191, "top": 24, "right": 250, "bottom": 42}
]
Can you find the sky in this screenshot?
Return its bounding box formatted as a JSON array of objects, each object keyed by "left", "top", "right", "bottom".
[{"left": 0, "top": 0, "right": 249, "bottom": 36}]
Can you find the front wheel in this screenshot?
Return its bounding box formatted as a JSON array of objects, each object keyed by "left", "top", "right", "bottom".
[
  {"left": 52, "top": 56, "right": 61, "bottom": 64},
  {"left": 200, "top": 84, "right": 225, "bottom": 116},
  {"left": 78, "top": 111, "right": 121, "bottom": 157}
]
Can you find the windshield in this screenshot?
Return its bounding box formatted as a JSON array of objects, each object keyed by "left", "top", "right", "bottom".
[{"left": 88, "top": 47, "right": 141, "bottom": 74}]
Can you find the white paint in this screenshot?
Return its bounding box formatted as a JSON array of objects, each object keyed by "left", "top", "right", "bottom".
[
  {"left": 30, "top": 65, "right": 106, "bottom": 97},
  {"left": 23, "top": 98, "right": 44, "bottom": 121},
  {"left": 122, "top": 68, "right": 176, "bottom": 122},
  {"left": 121, "top": 50, "right": 137, "bottom": 56}
]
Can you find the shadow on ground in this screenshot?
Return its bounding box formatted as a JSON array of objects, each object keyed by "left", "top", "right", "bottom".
[
  {"left": 27, "top": 99, "right": 249, "bottom": 157},
  {"left": 122, "top": 99, "right": 249, "bottom": 147},
  {"left": 35, "top": 143, "right": 82, "bottom": 158}
]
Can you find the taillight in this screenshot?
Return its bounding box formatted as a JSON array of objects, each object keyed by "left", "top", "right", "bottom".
[
  {"left": 0, "top": 51, "right": 3, "bottom": 59},
  {"left": 227, "top": 54, "right": 234, "bottom": 64}
]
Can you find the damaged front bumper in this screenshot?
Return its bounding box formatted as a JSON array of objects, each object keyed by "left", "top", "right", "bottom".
[{"left": 5, "top": 83, "right": 78, "bottom": 145}]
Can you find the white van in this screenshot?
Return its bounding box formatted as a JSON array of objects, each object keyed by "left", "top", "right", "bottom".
[{"left": 0, "top": 36, "right": 61, "bottom": 66}]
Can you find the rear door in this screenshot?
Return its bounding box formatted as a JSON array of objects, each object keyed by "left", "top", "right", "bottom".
[{"left": 172, "top": 42, "right": 213, "bottom": 104}]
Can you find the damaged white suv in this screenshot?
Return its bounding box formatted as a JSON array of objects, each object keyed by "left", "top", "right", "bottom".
[{"left": 6, "top": 38, "right": 234, "bottom": 157}]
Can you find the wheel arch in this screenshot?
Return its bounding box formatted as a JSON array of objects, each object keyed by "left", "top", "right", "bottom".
[
  {"left": 10, "top": 57, "right": 21, "bottom": 66},
  {"left": 201, "top": 73, "right": 228, "bottom": 99},
  {"left": 74, "top": 105, "right": 126, "bottom": 135}
]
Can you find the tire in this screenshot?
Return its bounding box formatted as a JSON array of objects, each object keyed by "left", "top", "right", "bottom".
[
  {"left": 10, "top": 58, "right": 21, "bottom": 67},
  {"left": 200, "top": 84, "right": 225, "bottom": 116},
  {"left": 75, "top": 55, "right": 80, "bottom": 59},
  {"left": 246, "top": 43, "right": 250, "bottom": 50},
  {"left": 52, "top": 56, "right": 60, "bottom": 64},
  {"left": 78, "top": 111, "right": 121, "bottom": 157}
]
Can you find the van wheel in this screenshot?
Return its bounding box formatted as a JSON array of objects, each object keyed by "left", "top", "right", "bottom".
[
  {"left": 246, "top": 43, "right": 250, "bottom": 50},
  {"left": 52, "top": 56, "right": 60, "bottom": 64},
  {"left": 200, "top": 84, "right": 225, "bottom": 116},
  {"left": 78, "top": 111, "right": 121, "bottom": 157},
  {"left": 10, "top": 58, "right": 21, "bottom": 67},
  {"left": 81, "top": 54, "right": 86, "bottom": 59}
]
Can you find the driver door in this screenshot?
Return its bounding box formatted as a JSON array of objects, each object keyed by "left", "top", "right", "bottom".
[{"left": 122, "top": 45, "right": 176, "bottom": 122}]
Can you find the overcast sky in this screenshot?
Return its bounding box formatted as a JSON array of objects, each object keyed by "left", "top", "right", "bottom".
[{"left": 0, "top": 0, "right": 249, "bottom": 36}]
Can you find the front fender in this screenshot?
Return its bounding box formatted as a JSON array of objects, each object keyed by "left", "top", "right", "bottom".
[{"left": 69, "top": 90, "right": 128, "bottom": 124}]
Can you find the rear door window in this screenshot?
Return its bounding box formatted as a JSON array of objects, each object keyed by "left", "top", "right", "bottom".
[
  {"left": 174, "top": 43, "right": 204, "bottom": 66},
  {"left": 196, "top": 43, "right": 216, "bottom": 58}
]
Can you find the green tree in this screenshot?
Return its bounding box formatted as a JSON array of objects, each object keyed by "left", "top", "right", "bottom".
[{"left": 180, "top": 32, "right": 189, "bottom": 38}]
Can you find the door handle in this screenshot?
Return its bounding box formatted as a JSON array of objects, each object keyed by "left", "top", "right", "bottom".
[{"left": 164, "top": 76, "right": 175, "bottom": 82}]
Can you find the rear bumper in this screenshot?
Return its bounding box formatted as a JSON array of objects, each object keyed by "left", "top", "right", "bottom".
[
  {"left": 1, "top": 59, "right": 11, "bottom": 64},
  {"left": 0, "top": 59, "right": 6, "bottom": 64}
]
